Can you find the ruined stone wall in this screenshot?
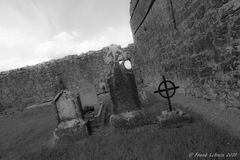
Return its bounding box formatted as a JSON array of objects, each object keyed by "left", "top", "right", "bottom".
[
  {"left": 0, "top": 45, "right": 136, "bottom": 111},
  {"left": 130, "top": 0, "right": 240, "bottom": 108}
]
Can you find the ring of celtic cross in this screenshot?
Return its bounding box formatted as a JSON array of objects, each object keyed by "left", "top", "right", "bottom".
[{"left": 155, "top": 80, "right": 178, "bottom": 99}]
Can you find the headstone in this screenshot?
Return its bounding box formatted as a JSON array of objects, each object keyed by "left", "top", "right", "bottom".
[
  {"left": 53, "top": 90, "right": 82, "bottom": 122},
  {"left": 79, "top": 82, "right": 99, "bottom": 114},
  {"left": 153, "top": 77, "right": 192, "bottom": 127},
  {"left": 154, "top": 76, "right": 179, "bottom": 111},
  {"left": 107, "top": 63, "right": 141, "bottom": 114},
  {"left": 53, "top": 90, "right": 88, "bottom": 142}
]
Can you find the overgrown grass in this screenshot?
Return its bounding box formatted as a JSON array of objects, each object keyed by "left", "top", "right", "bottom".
[
  {"left": 1, "top": 92, "right": 240, "bottom": 160},
  {"left": 20, "top": 99, "right": 240, "bottom": 160},
  {"left": 24, "top": 119, "right": 240, "bottom": 160}
]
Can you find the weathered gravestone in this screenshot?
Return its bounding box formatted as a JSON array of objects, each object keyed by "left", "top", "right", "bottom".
[
  {"left": 154, "top": 76, "right": 193, "bottom": 127},
  {"left": 104, "top": 44, "right": 141, "bottom": 114},
  {"left": 104, "top": 45, "right": 156, "bottom": 129},
  {"left": 79, "top": 81, "right": 99, "bottom": 114},
  {"left": 107, "top": 62, "right": 141, "bottom": 114},
  {"left": 54, "top": 90, "right": 82, "bottom": 122},
  {"left": 53, "top": 90, "right": 88, "bottom": 141},
  {"left": 78, "top": 81, "right": 110, "bottom": 127}
]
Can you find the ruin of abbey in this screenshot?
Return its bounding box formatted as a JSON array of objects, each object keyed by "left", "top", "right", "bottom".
[{"left": 0, "top": 0, "right": 239, "bottom": 113}]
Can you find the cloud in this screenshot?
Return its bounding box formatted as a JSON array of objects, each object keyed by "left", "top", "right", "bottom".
[
  {"left": 0, "top": 26, "right": 133, "bottom": 71},
  {"left": 0, "top": 27, "right": 44, "bottom": 71},
  {"left": 35, "top": 26, "right": 133, "bottom": 59},
  {"left": 0, "top": 0, "right": 132, "bottom": 72},
  {"left": 0, "top": 57, "right": 49, "bottom": 71},
  {"left": 35, "top": 31, "right": 80, "bottom": 59},
  {"left": 53, "top": 31, "right": 77, "bottom": 41},
  {"left": 0, "top": 27, "right": 38, "bottom": 48}
]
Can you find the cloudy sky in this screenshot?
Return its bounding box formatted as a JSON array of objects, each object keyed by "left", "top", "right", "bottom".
[{"left": 0, "top": 0, "right": 133, "bottom": 71}]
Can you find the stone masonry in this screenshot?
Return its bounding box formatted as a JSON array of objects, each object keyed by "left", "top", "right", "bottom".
[
  {"left": 0, "top": 45, "right": 136, "bottom": 111},
  {"left": 130, "top": 0, "right": 240, "bottom": 109}
]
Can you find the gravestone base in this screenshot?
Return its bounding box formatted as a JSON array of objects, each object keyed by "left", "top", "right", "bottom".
[
  {"left": 110, "top": 110, "right": 157, "bottom": 129},
  {"left": 157, "top": 109, "right": 193, "bottom": 127},
  {"left": 53, "top": 118, "right": 89, "bottom": 142}
]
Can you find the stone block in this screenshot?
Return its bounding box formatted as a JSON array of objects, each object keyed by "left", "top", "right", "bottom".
[
  {"left": 157, "top": 109, "right": 193, "bottom": 127},
  {"left": 110, "top": 110, "right": 156, "bottom": 129},
  {"left": 53, "top": 118, "right": 88, "bottom": 142}
]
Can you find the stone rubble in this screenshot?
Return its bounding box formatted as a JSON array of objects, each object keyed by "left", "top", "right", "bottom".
[
  {"left": 110, "top": 110, "right": 156, "bottom": 129},
  {"left": 157, "top": 109, "right": 193, "bottom": 127},
  {"left": 53, "top": 118, "right": 88, "bottom": 142}
]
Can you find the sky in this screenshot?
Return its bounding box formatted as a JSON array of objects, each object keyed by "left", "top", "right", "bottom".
[{"left": 0, "top": 0, "right": 133, "bottom": 71}]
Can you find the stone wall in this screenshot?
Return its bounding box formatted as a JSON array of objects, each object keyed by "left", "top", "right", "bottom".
[
  {"left": 0, "top": 45, "right": 136, "bottom": 111},
  {"left": 130, "top": 0, "right": 240, "bottom": 108}
]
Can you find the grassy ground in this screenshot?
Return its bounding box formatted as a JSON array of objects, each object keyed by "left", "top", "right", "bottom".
[
  {"left": 0, "top": 103, "right": 57, "bottom": 160},
  {"left": 0, "top": 94, "right": 240, "bottom": 160}
]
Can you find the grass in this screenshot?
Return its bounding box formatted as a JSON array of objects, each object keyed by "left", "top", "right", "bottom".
[
  {"left": 1, "top": 94, "right": 240, "bottom": 160},
  {"left": 23, "top": 119, "right": 240, "bottom": 160},
  {"left": 0, "top": 103, "right": 57, "bottom": 160}
]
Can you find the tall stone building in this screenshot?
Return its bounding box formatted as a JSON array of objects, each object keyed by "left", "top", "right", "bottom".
[{"left": 130, "top": 0, "right": 240, "bottom": 109}]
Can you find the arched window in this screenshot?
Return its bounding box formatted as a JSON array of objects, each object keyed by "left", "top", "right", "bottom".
[{"left": 124, "top": 60, "right": 132, "bottom": 70}]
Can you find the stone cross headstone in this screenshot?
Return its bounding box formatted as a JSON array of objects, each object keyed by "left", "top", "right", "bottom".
[{"left": 154, "top": 76, "right": 180, "bottom": 111}]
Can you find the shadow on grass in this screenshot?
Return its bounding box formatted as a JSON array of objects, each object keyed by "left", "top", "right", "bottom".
[
  {"left": 15, "top": 90, "right": 240, "bottom": 160},
  {"left": 22, "top": 100, "right": 240, "bottom": 160}
]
